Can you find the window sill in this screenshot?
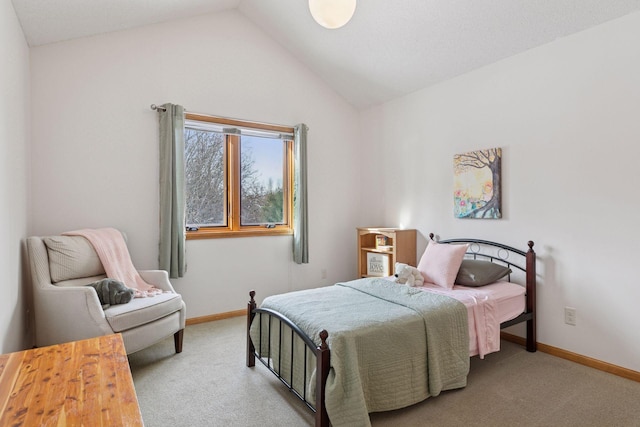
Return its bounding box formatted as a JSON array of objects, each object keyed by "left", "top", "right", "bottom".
[{"left": 186, "top": 228, "right": 293, "bottom": 240}]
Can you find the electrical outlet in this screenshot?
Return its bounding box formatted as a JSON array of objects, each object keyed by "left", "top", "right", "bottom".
[
  {"left": 564, "top": 307, "right": 576, "bottom": 326},
  {"left": 321, "top": 268, "right": 327, "bottom": 279}
]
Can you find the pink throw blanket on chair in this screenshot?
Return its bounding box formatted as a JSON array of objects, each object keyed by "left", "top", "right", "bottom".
[{"left": 63, "top": 227, "right": 163, "bottom": 298}]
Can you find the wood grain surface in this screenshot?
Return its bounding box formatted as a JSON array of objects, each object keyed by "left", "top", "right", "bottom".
[{"left": 0, "top": 334, "right": 143, "bottom": 426}]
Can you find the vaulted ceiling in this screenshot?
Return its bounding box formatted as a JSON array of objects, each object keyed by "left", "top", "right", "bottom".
[{"left": 11, "top": 0, "right": 640, "bottom": 109}]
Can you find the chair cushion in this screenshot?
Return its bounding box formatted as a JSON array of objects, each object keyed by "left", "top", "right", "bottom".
[
  {"left": 43, "top": 236, "right": 105, "bottom": 282},
  {"left": 104, "top": 292, "right": 184, "bottom": 332}
]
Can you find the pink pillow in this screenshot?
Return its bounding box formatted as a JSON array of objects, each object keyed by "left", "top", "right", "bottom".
[{"left": 417, "top": 242, "right": 469, "bottom": 289}]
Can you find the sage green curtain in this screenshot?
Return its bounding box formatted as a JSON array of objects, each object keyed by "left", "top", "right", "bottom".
[
  {"left": 158, "top": 103, "right": 186, "bottom": 278},
  {"left": 293, "top": 124, "right": 309, "bottom": 264}
]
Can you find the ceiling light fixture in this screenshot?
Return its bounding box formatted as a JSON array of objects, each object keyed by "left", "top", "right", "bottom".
[{"left": 308, "top": 0, "right": 357, "bottom": 29}]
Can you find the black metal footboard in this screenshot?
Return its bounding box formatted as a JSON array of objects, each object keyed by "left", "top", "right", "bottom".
[{"left": 246, "top": 291, "right": 330, "bottom": 427}]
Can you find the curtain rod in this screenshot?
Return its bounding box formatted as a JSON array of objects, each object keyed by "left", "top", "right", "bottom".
[
  {"left": 150, "top": 104, "right": 295, "bottom": 134},
  {"left": 151, "top": 104, "right": 190, "bottom": 114}
]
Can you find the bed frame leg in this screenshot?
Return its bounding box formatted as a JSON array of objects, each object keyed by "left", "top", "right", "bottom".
[
  {"left": 316, "top": 330, "right": 330, "bottom": 427},
  {"left": 247, "top": 290, "right": 257, "bottom": 367},
  {"left": 526, "top": 241, "right": 537, "bottom": 352},
  {"left": 526, "top": 319, "right": 536, "bottom": 352}
]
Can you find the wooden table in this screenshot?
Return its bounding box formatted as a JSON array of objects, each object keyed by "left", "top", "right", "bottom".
[{"left": 0, "top": 334, "right": 143, "bottom": 426}]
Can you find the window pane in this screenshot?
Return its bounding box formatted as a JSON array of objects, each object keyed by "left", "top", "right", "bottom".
[
  {"left": 184, "top": 128, "right": 226, "bottom": 227},
  {"left": 240, "top": 135, "right": 285, "bottom": 226}
]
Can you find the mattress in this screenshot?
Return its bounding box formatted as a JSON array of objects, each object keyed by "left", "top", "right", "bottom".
[
  {"left": 454, "top": 281, "right": 526, "bottom": 323},
  {"left": 399, "top": 280, "right": 526, "bottom": 357}
]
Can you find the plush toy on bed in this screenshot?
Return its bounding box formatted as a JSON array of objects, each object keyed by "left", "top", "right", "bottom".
[
  {"left": 394, "top": 262, "right": 424, "bottom": 287},
  {"left": 86, "top": 278, "right": 135, "bottom": 309}
]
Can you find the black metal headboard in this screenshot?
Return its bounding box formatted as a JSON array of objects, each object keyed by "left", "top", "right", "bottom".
[{"left": 429, "top": 233, "right": 537, "bottom": 352}]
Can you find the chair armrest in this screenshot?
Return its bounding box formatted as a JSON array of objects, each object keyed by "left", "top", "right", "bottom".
[
  {"left": 35, "top": 285, "right": 112, "bottom": 346},
  {"left": 41, "top": 284, "right": 105, "bottom": 316},
  {"left": 138, "top": 270, "right": 177, "bottom": 293}
]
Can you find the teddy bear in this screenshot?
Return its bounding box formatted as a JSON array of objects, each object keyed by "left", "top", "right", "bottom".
[
  {"left": 87, "top": 278, "right": 135, "bottom": 308},
  {"left": 394, "top": 262, "right": 424, "bottom": 287}
]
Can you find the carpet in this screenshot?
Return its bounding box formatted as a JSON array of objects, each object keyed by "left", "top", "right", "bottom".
[{"left": 129, "top": 317, "right": 640, "bottom": 427}]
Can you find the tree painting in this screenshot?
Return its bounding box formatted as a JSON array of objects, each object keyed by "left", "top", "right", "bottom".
[{"left": 453, "top": 148, "right": 502, "bottom": 219}]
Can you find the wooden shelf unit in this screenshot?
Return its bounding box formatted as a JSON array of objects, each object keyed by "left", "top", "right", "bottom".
[{"left": 357, "top": 227, "right": 417, "bottom": 278}]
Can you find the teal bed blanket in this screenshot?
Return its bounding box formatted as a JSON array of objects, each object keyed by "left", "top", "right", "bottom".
[{"left": 250, "top": 278, "right": 469, "bottom": 427}]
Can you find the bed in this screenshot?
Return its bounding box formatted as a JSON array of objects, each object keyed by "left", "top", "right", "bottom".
[{"left": 246, "top": 234, "right": 536, "bottom": 427}]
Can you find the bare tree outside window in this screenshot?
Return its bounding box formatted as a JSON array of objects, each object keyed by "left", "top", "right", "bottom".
[
  {"left": 185, "top": 128, "right": 226, "bottom": 226},
  {"left": 240, "top": 136, "right": 285, "bottom": 225},
  {"left": 185, "top": 128, "right": 286, "bottom": 228}
]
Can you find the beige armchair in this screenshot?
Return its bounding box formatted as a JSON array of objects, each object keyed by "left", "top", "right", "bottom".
[{"left": 27, "top": 233, "right": 185, "bottom": 354}]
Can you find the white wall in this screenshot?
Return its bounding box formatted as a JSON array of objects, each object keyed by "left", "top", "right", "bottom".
[
  {"left": 0, "top": 1, "right": 31, "bottom": 353},
  {"left": 360, "top": 12, "right": 640, "bottom": 372},
  {"left": 29, "top": 10, "right": 361, "bottom": 319},
  {"left": 25, "top": 4, "right": 639, "bottom": 373}
]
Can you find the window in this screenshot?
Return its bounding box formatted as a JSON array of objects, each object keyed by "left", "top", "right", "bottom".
[{"left": 184, "top": 113, "right": 294, "bottom": 239}]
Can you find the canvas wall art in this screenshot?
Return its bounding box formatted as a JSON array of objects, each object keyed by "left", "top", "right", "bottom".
[{"left": 453, "top": 148, "right": 502, "bottom": 219}]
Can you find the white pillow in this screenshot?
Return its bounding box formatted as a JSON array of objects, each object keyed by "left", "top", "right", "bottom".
[
  {"left": 43, "top": 236, "right": 104, "bottom": 283},
  {"left": 417, "top": 241, "right": 468, "bottom": 289}
]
